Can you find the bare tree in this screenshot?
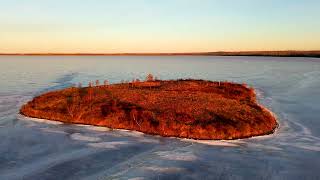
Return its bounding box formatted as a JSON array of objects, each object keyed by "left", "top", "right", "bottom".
[
  {"left": 66, "top": 93, "right": 81, "bottom": 119},
  {"left": 104, "top": 80, "right": 109, "bottom": 86},
  {"left": 130, "top": 109, "right": 141, "bottom": 129},
  {"left": 66, "top": 90, "right": 90, "bottom": 121},
  {"left": 146, "top": 73, "right": 154, "bottom": 82}
]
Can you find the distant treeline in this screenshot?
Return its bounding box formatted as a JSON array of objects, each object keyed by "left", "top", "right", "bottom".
[
  {"left": 200, "top": 51, "right": 320, "bottom": 58},
  {"left": 1, "top": 51, "right": 320, "bottom": 58}
]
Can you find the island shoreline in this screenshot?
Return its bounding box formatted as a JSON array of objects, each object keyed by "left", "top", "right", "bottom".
[{"left": 18, "top": 112, "right": 279, "bottom": 141}]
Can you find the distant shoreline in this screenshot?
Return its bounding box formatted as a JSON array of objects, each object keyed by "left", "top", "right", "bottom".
[{"left": 1, "top": 51, "right": 320, "bottom": 58}]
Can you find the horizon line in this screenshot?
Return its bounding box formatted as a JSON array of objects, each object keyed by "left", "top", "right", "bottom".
[{"left": 0, "top": 50, "right": 320, "bottom": 58}]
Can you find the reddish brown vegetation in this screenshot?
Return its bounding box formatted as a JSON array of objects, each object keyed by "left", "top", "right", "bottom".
[{"left": 20, "top": 79, "right": 277, "bottom": 140}]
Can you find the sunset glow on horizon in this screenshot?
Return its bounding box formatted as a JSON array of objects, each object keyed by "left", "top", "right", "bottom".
[{"left": 1, "top": 0, "right": 320, "bottom": 53}]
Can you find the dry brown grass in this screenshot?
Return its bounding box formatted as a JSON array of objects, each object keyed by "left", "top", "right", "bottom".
[{"left": 20, "top": 79, "right": 277, "bottom": 140}]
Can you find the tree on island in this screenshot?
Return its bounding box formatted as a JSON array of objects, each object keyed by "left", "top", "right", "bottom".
[
  {"left": 104, "top": 80, "right": 109, "bottom": 86},
  {"left": 146, "top": 73, "right": 154, "bottom": 82}
]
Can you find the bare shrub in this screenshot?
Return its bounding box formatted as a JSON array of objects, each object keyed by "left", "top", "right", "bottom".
[{"left": 146, "top": 74, "right": 154, "bottom": 82}]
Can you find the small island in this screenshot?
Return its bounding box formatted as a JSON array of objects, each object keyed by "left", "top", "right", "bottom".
[{"left": 20, "top": 76, "right": 277, "bottom": 140}]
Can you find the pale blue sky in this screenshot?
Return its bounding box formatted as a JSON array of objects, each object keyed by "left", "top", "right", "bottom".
[{"left": 0, "top": 0, "right": 319, "bottom": 53}]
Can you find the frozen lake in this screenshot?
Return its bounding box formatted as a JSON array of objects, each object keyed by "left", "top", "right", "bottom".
[{"left": 0, "top": 56, "right": 319, "bottom": 179}]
